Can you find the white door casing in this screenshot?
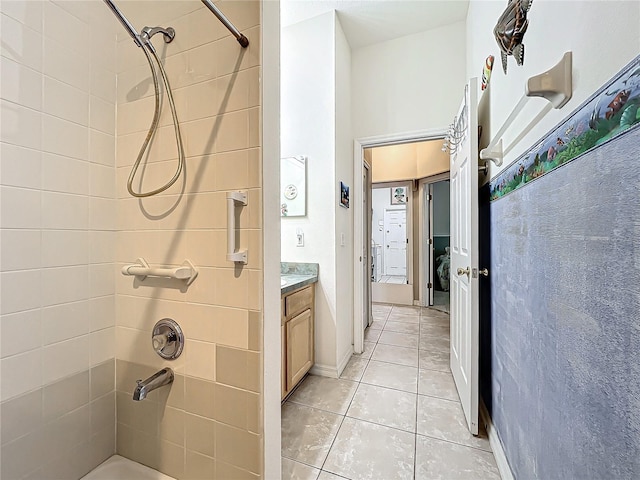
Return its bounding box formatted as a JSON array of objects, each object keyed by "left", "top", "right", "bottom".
[
  {"left": 450, "top": 78, "right": 479, "bottom": 435},
  {"left": 383, "top": 209, "right": 407, "bottom": 277}
]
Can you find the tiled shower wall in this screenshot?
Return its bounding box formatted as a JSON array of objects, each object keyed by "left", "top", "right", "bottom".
[
  {"left": 0, "top": 1, "right": 118, "bottom": 478},
  {"left": 114, "top": 1, "right": 263, "bottom": 478},
  {"left": 1, "top": 0, "right": 263, "bottom": 479}
]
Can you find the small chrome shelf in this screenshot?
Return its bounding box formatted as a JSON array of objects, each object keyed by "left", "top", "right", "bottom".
[{"left": 121, "top": 257, "right": 198, "bottom": 285}]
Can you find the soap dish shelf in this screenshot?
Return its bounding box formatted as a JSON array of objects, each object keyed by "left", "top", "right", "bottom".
[{"left": 121, "top": 257, "right": 199, "bottom": 285}]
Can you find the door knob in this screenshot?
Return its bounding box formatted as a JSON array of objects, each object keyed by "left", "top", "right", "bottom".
[
  {"left": 457, "top": 267, "right": 470, "bottom": 276},
  {"left": 479, "top": 268, "right": 489, "bottom": 277}
]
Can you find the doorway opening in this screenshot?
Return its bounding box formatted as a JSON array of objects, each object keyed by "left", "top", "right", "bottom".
[
  {"left": 420, "top": 175, "right": 451, "bottom": 314},
  {"left": 370, "top": 181, "right": 413, "bottom": 305},
  {"left": 353, "top": 133, "right": 449, "bottom": 354}
]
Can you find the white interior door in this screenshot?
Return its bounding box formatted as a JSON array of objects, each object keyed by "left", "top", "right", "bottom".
[
  {"left": 363, "top": 163, "right": 372, "bottom": 329},
  {"left": 428, "top": 184, "right": 434, "bottom": 306},
  {"left": 383, "top": 209, "right": 407, "bottom": 277},
  {"left": 450, "top": 78, "right": 479, "bottom": 435}
]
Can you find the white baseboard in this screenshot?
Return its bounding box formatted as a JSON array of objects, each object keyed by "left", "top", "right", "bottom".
[
  {"left": 309, "top": 363, "right": 338, "bottom": 378},
  {"left": 480, "top": 400, "right": 515, "bottom": 480},
  {"left": 337, "top": 347, "right": 353, "bottom": 377}
]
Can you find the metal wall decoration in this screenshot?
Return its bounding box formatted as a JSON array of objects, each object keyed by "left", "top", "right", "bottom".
[
  {"left": 494, "top": 0, "right": 532, "bottom": 74},
  {"left": 490, "top": 55, "right": 640, "bottom": 201}
]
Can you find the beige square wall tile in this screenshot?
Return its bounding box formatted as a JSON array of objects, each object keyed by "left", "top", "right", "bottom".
[
  {"left": 216, "top": 346, "right": 260, "bottom": 393},
  {"left": 184, "top": 376, "right": 215, "bottom": 419},
  {"left": 248, "top": 310, "right": 262, "bottom": 352},
  {"left": 215, "top": 423, "right": 262, "bottom": 475},
  {"left": 1, "top": 388, "right": 43, "bottom": 445},
  {"left": 185, "top": 450, "right": 215, "bottom": 480},
  {"left": 91, "top": 359, "right": 115, "bottom": 400},
  {"left": 213, "top": 383, "right": 260, "bottom": 432},
  {"left": 43, "top": 370, "right": 90, "bottom": 422},
  {"left": 185, "top": 341, "right": 216, "bottom": 381},
  {"left": 216, "top": 460, "right": 260, "bottom": 480},
  {"left": 185, "top": 412, "right": 215, "bottom": 457},
  {"left": 158, "top": 406, "right": 185, "bottom": 446}
]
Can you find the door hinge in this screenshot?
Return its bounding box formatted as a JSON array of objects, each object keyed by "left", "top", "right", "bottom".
[
  {"left": 428, "top": 238, "right": 433, "bottom": 245},
  {"left": 406, "top": 238, "right": 409, "bottom": 244},
  {"left": 428, "top": 194, "right": 433, "bottom": 201},
  {"left": 427, "top": 282, "right": 432, "bottom": 288}
]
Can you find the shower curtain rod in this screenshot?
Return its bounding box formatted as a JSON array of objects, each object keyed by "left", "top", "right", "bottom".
[{"left": 200, "top": 0, "right": 249, "bottom": 48}]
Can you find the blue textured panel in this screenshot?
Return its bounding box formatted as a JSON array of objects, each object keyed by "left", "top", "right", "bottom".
[{"left": 485, "top": 126, "right": 640, "bottom": 479}]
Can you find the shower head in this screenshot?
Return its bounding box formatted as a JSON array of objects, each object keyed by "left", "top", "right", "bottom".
[{"left": 103, "top": 0, "right": 143, "bottom": 47}]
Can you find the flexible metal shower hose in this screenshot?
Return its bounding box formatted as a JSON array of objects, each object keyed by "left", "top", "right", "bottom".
[{"left": 127, "top": 43, "right": 185, "bottom": 197}]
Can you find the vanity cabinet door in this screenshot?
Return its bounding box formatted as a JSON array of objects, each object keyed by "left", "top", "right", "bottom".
[
  {"left": 281, "top": 324, "right": 287, "bottom": 400},
  {"left": 286, "top": 309, "right": 314, "bottom": 390}
]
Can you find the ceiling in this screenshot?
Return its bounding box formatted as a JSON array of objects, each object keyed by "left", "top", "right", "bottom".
[{"left": 281, "top": 0, "right": 470, "bottom": 49}]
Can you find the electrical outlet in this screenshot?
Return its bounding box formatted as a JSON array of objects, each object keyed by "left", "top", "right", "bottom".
[{"left": 296, "top": 228, "right": 304, "bottom": 247}]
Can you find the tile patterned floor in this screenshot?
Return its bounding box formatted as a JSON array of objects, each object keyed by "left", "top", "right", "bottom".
[{"left": 281, "top": 303, "right": 501, "bottom": 480}]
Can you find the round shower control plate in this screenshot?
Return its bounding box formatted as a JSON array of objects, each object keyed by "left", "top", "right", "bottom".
[{"left": 152, "top": 318, "right": 184, "bottom": 360}]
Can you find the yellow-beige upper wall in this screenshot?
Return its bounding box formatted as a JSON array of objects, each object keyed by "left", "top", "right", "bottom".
[{"left": 368, "top": 139, "right": 449, "bottom": 183}]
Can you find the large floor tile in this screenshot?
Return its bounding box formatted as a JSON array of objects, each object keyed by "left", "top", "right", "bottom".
[
  {"left": 372, "top": 304, "right": 392, "bottom": 314},
  {"left": 371, "top": 343, "right": 418, "bottom": 367},
  {"left": 419, "top": 348, "right": 450, "bottom": 372},
  {"left": 392, "top": 305, "right": 420, "bottom": 315},
  {"left": 383, "top": 321, "right": 419, "bottom": 335},
  {"left": 386, "top": 312, "right": 420, "bottom": 324},
  {"left": 364, "top": 327, "right": 381, "bottom": 342},
  {"left": 347, "top": 383, "right": 417, "bottom": 433},
  {"left": 418, "top": 334, "right": 449, "bottom": 353},
  {"left": 281, "top": 403, "right": 343, "bottom": 468},
  {"left": 418, "top": 369, "right": 459, "bottom": 402},
  {"left": 421, "top": 307, "right": 449, "bottom": 317},
  {"left": 361, "top": 341, "right": 376, "bottom": 359},
  {"left": 317, "top": 472, "right": 344, "bottom": 479},
  {"left": 420, "top": 323, "right": 449, "bottom": 337},
  {"left": 281, "top": 457, "right": 320, "bottom": 480},
  {"left": 288, "top": 375, "right": 358, "bottom": 415},
  {"left": 415, "top": 435, "right": 500, "bottom": 480},
  {"left": 340, "top": 356, "right": 369, "bottom": 382},
  {"left": 324, "top": 417, "right": 415, "bottom": 480},
  {"left": 372, "top": 311, "right": 389, "bottom": 324},
  {"left": 420, "top": 314, "right": 450, "bottom": 326},
  {"left": 361, "top": 360, "right": 418, "bottom": 393},
  {"left": 378, "top": 331, "right": 419, "bottom": 349},
  {"left": 416, "top": 395, "right": 490, "bottom": 451}
]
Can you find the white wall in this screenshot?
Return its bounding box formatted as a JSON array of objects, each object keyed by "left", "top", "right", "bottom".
[
  {"left": 281, "top": 12, "right": 338, "bottom": 371},
  {"left": 334, "top": 15, "right": 354, "bottom": 372},
  {"left": 467, "top": 0, "right": 640, "bottom": 180},
  {"left": 352, "top": 21, "right": 467, "bottom": 139}
]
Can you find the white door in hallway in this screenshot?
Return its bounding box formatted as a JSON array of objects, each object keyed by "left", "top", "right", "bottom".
[
  {"left": 450, "top": 78, "right": 479, "bottom": 435},
  {"left": 383, "top": 209, "right": 407, "bottom": 277}
]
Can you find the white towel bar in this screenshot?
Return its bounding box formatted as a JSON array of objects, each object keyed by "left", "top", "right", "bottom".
[
  {"left": 227, "top": 190, "right": 248, "bottom": 264},
  {"left": 480, "top": 51, "right": 573, "bottom": 167},
  {"left": 122, "top": 258, "right": 198, "bottom": 285}
]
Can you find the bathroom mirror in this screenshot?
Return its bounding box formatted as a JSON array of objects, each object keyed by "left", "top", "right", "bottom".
[{"left": 280, "top": 156, "right": 307, "bottom": 217}]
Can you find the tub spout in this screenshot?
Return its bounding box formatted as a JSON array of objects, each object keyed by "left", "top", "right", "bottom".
[{"left": 133, "top": 367, "right": 174, "bottom": 401}]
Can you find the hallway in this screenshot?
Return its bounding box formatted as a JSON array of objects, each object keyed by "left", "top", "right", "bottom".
[{"left": 281, "top": 304, "right": 500, "bottom": 479}]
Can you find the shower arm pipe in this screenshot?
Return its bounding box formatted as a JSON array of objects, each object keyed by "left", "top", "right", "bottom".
[
  {"left": 200, "top": 0, "right": 249, "bottom": 48},
  {"left": 103, "top": 0, "right": 143, "bottom": 47}
]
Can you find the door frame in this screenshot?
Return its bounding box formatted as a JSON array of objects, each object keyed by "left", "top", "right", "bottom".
[
  {"left": 353, "top": 129, "right": 446, "bottom": 353},
  {"left": 418, "top": 172, "right": 450, "bottom": 307}
]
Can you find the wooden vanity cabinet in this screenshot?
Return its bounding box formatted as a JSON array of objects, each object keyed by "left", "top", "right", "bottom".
[{"left": 281, "top": 284, "right": 315, "bottom": 400}]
